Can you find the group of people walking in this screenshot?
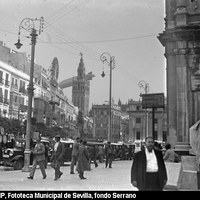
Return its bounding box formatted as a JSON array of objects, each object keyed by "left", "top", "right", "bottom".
[
  {"left": 70, "top": 138, "right": 114, "bottom": 179},
  {"left": 27, "top": 135, "right": 64, "bottom": 181},
  {"left": 26, "top": 133, "right": 176, "bottom": 191},
  {"left": 27, "top": 135, "right": 114, "bottom": 181}
]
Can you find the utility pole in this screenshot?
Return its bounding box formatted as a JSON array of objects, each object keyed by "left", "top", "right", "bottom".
[{"left": 100, "top": 53, "right": 115, "bottom": 142}]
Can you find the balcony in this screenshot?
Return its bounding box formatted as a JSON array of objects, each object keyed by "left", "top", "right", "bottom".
[{"left": 34, "top": 93, "right": 49, "bottom": 102}]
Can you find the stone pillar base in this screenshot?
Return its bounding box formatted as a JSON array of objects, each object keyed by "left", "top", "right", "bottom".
[
  {"left": 178, "top": 156, "right": 199, "bottom": 190},
  {"left": 174, "top": 142, "right": 190, "bottom": 156}
]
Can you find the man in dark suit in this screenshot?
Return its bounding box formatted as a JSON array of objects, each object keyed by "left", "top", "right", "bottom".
[
  {"left": 70, "top": 137, "right": 80, "bottom": 174},
  {"left": 131, "top": 136, "right": 167, "bottom": 191},
  {"left": 51, "top": 135, "right": 65, "bottom": 181},
  {"left": 105, "top": 141, "right": 114, "bottom": 168}
]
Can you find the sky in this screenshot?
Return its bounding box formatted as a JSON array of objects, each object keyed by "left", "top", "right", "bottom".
[{"left": 0, "top": 0, "right": 166, "bottom": 108}]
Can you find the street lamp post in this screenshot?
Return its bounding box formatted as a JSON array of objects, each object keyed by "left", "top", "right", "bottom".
[
  {"left": 100, "top": 53, "right": 115, "bottom": 142},
  {"left": 138, "top": 80, "right": 149, "bottom": 138},
  {"left": 15, "top": 17, "right": 43, "bottom": 172}
]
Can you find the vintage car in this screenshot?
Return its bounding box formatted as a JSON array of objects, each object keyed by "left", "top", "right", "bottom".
[
  {"left": 60, "top": 139, "right": 74, "bottom": 164},
  {"left": 0, "top": 138, "right": 51, "bottom": 170}
]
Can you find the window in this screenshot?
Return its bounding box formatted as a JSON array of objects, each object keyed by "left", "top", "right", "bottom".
[
  {"left": 5, "top": 74, "right": 9, "bottom": 86},
  {"left": 154, "top": 118, "right": 158, "bottom": 124},
  {"left": 15, "top": 79, "right": 18, "bottom": 86},
  {"left": 136, "top": 106, "right": 140, "bottom": 111},
  {"left": 163, "top": 131, "right": 167, "bottom": 142},
  {"left": 154, "top": 131, "right": 158, "bottom": 140},
  {"left": 4, "top": 89, "right": 8, "bottom": 104},
  {"left": 136, "top": 117, "right": 141, "bottom": 124},
  {"left": 0, "top": 71, "right": 3, "bottom": 84},
  {"left": 0, "top": 88, "right": 3, "bottom": 103},
  {"left": 19, "top": 96, "right": 24, "bottom": 105},
  {"left": 136, "top": 131, "right": 140, "bottom": 140},
  {"left": 19, "top": 80, "right": 26, "bottom": 94},
  {"left": 129, "top": 105, "right": 135, "bottom": 111}
]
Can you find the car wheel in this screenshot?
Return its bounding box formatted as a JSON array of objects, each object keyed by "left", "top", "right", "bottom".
[{"left": 13, "top": 159, "right": 24, "bottom": 170}]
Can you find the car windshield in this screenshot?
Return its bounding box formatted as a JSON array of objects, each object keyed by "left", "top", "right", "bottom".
[{"left": 15, "top": 139, "right": 25, "bottom": 148}]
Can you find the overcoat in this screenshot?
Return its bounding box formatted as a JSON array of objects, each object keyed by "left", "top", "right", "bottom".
[
  {"left": 33, "top": 142, "right": 46, "bottom": 162},
  {"left": 76, "top": 144, "right": 90, "bottom": 173},
  {"left": 131, "top": 149, "right": 167, "bottom": 190},
  {"left": 51, "top": 142, "right": 65, "bottom": 168}
]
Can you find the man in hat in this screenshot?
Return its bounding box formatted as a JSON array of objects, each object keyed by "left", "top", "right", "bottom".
[
  {"left": 27, "top": 137, "right": 47, "bottom": 180},
  {"left": 51, "top": 135, "right": 65, "bottom": 181},
  {"left": 105, "top": 141, "right": 114, "bottom": 168}
]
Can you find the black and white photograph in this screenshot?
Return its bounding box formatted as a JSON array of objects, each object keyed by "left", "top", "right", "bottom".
[{"left": 0, "top": 0, "right": 199, "bottom": 194}]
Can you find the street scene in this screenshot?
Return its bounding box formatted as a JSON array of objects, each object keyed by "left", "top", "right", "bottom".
[
  {"left": 0, "top": 160, "right": 135, "bottom": 191},
  {"left": 0, "top": 0, "right": 200, "bottom": 193}
]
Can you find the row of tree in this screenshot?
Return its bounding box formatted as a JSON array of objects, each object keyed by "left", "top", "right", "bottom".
[{"left": 0, "top": 110, "right": 86, "bottom": 140}]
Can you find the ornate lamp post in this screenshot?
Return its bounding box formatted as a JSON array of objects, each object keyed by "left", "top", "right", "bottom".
[
  {"left": 15, "top": 17, "right": 44, "bottom": 172},
  {"left": 100, "top": 52, "right": 115, "bottom": 142},
  {"left": 138, "top": 80, "right": 149, "bottom": 138}
]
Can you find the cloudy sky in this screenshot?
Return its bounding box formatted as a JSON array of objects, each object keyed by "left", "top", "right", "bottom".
[{"left": 0, "top": 0, "right": 165, "bottom": 108}]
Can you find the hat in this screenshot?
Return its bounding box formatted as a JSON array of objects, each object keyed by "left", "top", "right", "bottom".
[{"left": 55, "top": 135, "right": 61, "bottom": 138}]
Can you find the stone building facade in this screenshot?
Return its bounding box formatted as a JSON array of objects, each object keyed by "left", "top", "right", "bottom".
[
  {"left": 127, "top": 99, "right": 167, "bottom": 143},
  {"left": 158, "top": 0, "right": 200, "bottom": 148},
  {"left": 92, "top": 103, "right": 122, "bottom": 142}
]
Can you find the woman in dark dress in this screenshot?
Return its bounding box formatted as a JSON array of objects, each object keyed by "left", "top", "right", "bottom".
[{"left": 76, "top": 140, "right": 90, "bottom": 179}]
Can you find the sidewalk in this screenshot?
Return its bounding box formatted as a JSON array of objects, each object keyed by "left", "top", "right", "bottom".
[{"left": 0, "top": 160, "right": 137, "bottom": 191}]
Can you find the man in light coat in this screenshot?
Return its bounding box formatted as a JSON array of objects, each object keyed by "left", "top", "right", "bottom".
[{"left": 27, "top": 137, "right": 47, "bottom": 179}]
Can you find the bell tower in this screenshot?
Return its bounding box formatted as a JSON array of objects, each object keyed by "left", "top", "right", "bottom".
[{"left": 72, "top": 53, "right": 90, "bottom": 116}]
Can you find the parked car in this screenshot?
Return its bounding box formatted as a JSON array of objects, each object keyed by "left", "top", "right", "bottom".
[
  {"left": 60, "top": 140, "right": 74, "bottom": 164},
  {"left": 0, "top": 138, "right": 51, "bottom": 170}
]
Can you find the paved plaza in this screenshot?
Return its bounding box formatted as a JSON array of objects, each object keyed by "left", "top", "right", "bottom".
[{"left": 0, "top": 160, "right": 137, "bottom": 191}]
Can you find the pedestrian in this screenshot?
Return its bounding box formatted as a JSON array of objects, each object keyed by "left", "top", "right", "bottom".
[
  {"left": 120, "top": 144, "right": 126, "bottom": 160},
  {"left": 44, "top": 142, "right": 49, "bottom": 169},
  {"left": 128, "top": 145, "right": 134, "bottom": 160},
  {"left": 154, "top": 141, "right": 162, "bottom": 151},
  {"left": 27, "top": 137, "right": 47, "bottom": 180},
  {"left": 51, "top": 135, "right": 65, "bottom": 181},
  {"left": 98, "top": 145, "right": 104, "bottom": 163},
  {"left": 88, "top": 144, "right": 98, "bottom": 168},
  {"left": 105, "top": 141, "right": 114, "bottom": 168},
  {"left": 76, "top": 140, "right": 90, "bottom": 179},
  {"left": 163, "top": 143, "right": 180, "bottom": 163},
  {"left": 70, "top": 137, "right": 80, "bottom": 174},
  {"left": 131, "top": 136, "right": 167, "bottom": 191}
]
